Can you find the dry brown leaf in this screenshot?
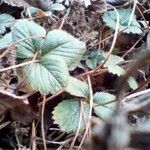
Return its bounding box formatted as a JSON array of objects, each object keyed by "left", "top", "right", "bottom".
[
  {"left": 10, "top": 104, "right": 38, "bottom": 125},
  {"left": 0, "top": 93, "right": 38, "bottom": 124},
  {"left": 0, "top": 47, "right": 17, "bottom": 92},
  {"left": 88, "top": 0, "right": 107, "bottom": 13}
]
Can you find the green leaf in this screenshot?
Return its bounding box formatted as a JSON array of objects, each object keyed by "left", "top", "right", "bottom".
[
  {"left": 52, "top": 99, "right": 90, "bottom": 133},
  {"left": 123, "top": 25, "right": 143, "bottom": 34},
  {"left": 107, "top": 64, "right": 125, "bottom": 76},
  {"left": 50, "top": 3, "right": 65, "bottom": 11},
  {"left": 65, "top": 77, "right": 89, "bottom": 99},
  {"left": 12, "top": 20, "right": 46, "bottom": 59},
  {"left": 22, "top": 55, "right": 69, "bottom": 94},
  {"left": 104, "top": 54, "right": 124, "bottom": 66},
  {"left": 86, "top": 58, "right": 97, "bottom": 69},
  {"left": 93, "top": 92, "right": 116, "bottom": 120},
  {"left": 42, "top": 30, "right": 86, "bottom": 68},
  {"left": 102, "top": 9, "right": 142, "bottom": 34},
  {"left": 0, "top": 33, "right": 12, "bottom": 48},
  {"left": 104, "top": 54, "right": 124, "bottom": 76},
  {"left": 127, "top": 76, "right": 138, "bottom": 90},
  {"left": 0, "top": 13, "right": 15, "bottom": 34},
  {"left": 83, "top": 50, "right": 105, "bottom": 69},
  {"left": 13, "top": 20, "right": 86, "bottom": 94}
]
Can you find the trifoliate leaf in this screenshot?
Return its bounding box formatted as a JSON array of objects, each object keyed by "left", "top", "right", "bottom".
[
  {"left": 0, "top": 33, "right": 12, "bottom": 48},
  {"left": 127, "top": 76, "right": 138, "bottom": 90},
  {"left": 0, "top": 13, "right": 15, "bottom": 34},
  {"left": 107, "top": 64, "right": 125, "bottom": 76},
  {"left": 102, "top": 8, "right": 142, "bottom": 34},
  {"left": 65, "top": 77, "right": 89, "bottom": 99},
  {"left": 13, "top": 20, "right": 87, "bottom": 94},
  {"left": 22, "top": 55, "right": 69, "bottom": 94},
  {"left": 42, "top": 30, "right": 86, "bottom": 68},
  {"left": 53, "top": 99, "right": 90, "bottom": 133},
  {"left": 93, "top": 92, "right": 116, "bottom": 120},
  {"left": 12, "top": 20, "right": 46, "bottom": 59}
]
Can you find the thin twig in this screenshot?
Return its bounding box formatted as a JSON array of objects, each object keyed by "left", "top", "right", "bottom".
[
  {"left": 0, "top": 89, "right": 34, "bottom": 100},
  {"left": 128, "top": 0, "right": 138, "bottom": 27},
  {"left": 31, "top": 120, "right": 36, "bottom": 150},
  {"left": 0, "top": 121, "right": 11, "bottom": 130},
  {"left": 0, "top": 59, "right": 38, "bottom": 73},
  {"left": 93, "top": 99, "right": 117, "bottom": 108},
  {"left": 15, "top": 129, "right": 23, "bottom": 149},
  {"left": 58, "top": 8, "right": 70, "bottom": 30},
  {"left": 0, "top": 35, "right": 44, "bottom": 51},
  {"left": 122, "top": 88, "right": 150, "bottom": 103},
  {"left": 38, "top": 90, "right": 64, "bottom": 106},
  {"left": 70, "top": 100, "right": 83, "bottom": 150},
  {"left": 78, "top": 75, "right": 93, "bottom": 149},
  {"left": 76, "top": 68, "right": 107, "bottom": 79},
  {"left": 36, "top": 137, "right": 72, "bottom": 145},
  {"left": 95, "top": 4, "right": 120, "bottom": 70},
  {"left": 123, "top": 37, "right": 143, "bottom": 58},
  {"left": 0, "top": 13, "right": 59, "bottom": 24},
  {"left": 136, "top": 4, "right": 149, "bottom": 30},
  {"left": 41, "top": 94, "right": 47, "bottom": 150}
]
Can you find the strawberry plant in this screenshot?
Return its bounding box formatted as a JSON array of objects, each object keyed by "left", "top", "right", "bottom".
[{"left": 0, "top": 0, "right": 150, "bottom": 149}]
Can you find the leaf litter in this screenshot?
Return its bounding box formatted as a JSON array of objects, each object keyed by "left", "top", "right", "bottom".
[{"left": 0, "top": 0, "right": 150, "bottom": 149}]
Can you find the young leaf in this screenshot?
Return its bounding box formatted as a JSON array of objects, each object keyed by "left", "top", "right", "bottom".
[
  {"left": 52, "top": 99, "right": 90, "bottom": 133},
  {"left": 0, "top": 13, "right": 15, "bottom": 34},
  {"left": 22, "top": 55, "right": 69, "bottom": 94},
  {"left": 12, "top": 20, "right": 46, "bottom": 59},
  {"left": 65, "top": 77, "right": 89, "bottom": 99},
  {"left": 86, "top": 58, "right": 97, "bottom": 69},
  {"left": 83, "top": 50, "right": 105, "bottom": 69},
  {"left": 102, "top": 8, "right": 142, "bottom": 34},
  {"left": 93, "top": 92, "right": 116, "bottom": 120},
  {"left": 41, "top": 30, "right": 86, "bottom": 68}
]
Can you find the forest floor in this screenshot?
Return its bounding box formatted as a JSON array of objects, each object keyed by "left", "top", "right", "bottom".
[{"left": 0, "top": 0, "right": 150, "bottom": 149}]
